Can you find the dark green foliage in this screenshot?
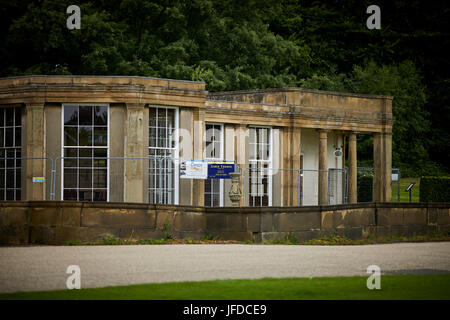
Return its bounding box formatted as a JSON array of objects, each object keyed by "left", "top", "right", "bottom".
[
  {"left": 357, "top": 174, "right": 373, "bottom": 203},
  {"left": 349, "top": 61, "right": 430, "bottom": 175},
  {"left": 0, "top": 0, "right": 448, "bottom": 176},
  {"left": 419, "top": 177, "right": 450, "bottom": 202}
]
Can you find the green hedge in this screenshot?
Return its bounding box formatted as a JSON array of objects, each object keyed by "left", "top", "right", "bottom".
[
  {"left": 357, "top": 175, "right": 373, "bottom": 202},
  {"left": 419, "top": 176, "right": 450, "bottom": 202}
]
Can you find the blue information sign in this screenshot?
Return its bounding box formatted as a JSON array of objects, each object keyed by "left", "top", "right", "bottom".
[{"left": 207, "top": 162, "right": 235, "bottom": 179}]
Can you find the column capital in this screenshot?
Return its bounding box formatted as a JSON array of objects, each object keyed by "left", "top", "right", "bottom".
[
  {"left": 125, "top": 103, "right": 145, "bottom": 109},
  {"left": 25, "top": 103, "right": 44, "bottom": 109},
  {"left": 318, "top": 129, "right": 328, "bottom": 139},
  {"left": 373, "top": 131, "right": 392, "bottom": 137}
]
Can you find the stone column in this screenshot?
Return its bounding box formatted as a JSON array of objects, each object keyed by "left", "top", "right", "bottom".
[
  {"left": 282, "top": 126, "right": 301, "bottom": 206},
  {"left": 348, "top": 132, "right": 358, "bottom": 203},
  {"left": 25, "top": 103, "right": 46, "bottom": 200},
  {"left": 192, "top": 107, "right": 205, "bottom": 206},
  {"left": 318, "top": 129, "right": 328, "bottom": 205},
  {"left": 124, "top": 103, "right": 144, "bottom": 203},
  {"left": 373, "top": 132, "right": 392, "bottom": 202},
  {"left": 235, "top": 124, "right": 248, "bottom": 206}
]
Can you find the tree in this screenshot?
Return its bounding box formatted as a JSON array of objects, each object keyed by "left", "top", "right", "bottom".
[
  {"left": 0, "top": 0, "right": 448, "bottom": 175},
  {"left": 347, "top": 60, "right": 435, "bottom": 175}
]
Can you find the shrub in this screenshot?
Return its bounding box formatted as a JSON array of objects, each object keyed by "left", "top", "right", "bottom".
[
  {"left": 201, "top": 234, "right": 214, "bottom": 241},
  {"left": 419, "top": 176, "right": 450, "bottom": 202},
  {"left": 285, "top": 232, "right": 299, "bottom": 244},
  {"left": 162, "top": 220, "right": 173, "bottom": 240}
]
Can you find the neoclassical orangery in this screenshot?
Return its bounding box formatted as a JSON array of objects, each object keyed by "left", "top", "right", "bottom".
[{"left": 0, "top": 75, "right": 393, "bottom": 206}]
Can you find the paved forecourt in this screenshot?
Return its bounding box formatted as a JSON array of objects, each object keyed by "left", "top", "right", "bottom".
[{"left": 0, "top": 242, "right": 449, "bottom": 293}]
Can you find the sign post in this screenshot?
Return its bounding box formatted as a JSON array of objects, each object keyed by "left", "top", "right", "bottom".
[
  {"left": 180, "top": 160, "right": 208, "bottom": 179},
  {"left": 405, "top": 182, "right": 415, "bottom": 203},
  {"left": 207, "top": 162, "right": 235, "bottom": 179}
]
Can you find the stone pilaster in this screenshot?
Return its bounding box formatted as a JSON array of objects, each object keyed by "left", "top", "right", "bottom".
[
  {"left": 192, "top": 108, "right": 205, "bottom": 206},
  {"left": 282, "top": 126, "right": 301, "bottom": 206},
  {"left": 25, "top": 103, "right": 45, "bottom": 200},
  {"left": 124, "top": 103, "right": 145, "bottom": 203},
  {"left": 373, "top": 132, "right": 392, "bottom": 202},
  {"left": 348, "top": 132, "right": 358, "bottom": 203}
]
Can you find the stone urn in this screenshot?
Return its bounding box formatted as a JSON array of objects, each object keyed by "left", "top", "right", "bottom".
[{"left": 228, "top": 172, "right": 242, "bottom": 207}]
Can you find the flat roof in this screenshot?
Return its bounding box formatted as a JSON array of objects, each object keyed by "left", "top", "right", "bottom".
[
  {"left": 208, "top": 87, "right": 394, "bottom": 100},
  {"left": 0, "top": 74, "right": 205, "bottom": 85}
]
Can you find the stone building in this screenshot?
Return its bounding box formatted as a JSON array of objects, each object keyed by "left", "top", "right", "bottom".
[{"left": 0, "top": 75, "right": 393, "bottom": 206}]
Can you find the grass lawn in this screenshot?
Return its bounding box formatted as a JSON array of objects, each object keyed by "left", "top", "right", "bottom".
[
  {"left": 392, "top": 177, "right": 420, "bottom": 202},
  {"left": 1, "top": 274, "right": 449, "bottom": 300}
]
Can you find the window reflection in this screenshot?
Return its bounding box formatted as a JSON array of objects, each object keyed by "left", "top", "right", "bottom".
[{"left": 63, "top": 105, "right": 108, "bottom": 201}]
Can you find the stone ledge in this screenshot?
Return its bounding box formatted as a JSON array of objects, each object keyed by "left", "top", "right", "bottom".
[{"left": 0, "top": 201, "right": 449, "bottom": 245}]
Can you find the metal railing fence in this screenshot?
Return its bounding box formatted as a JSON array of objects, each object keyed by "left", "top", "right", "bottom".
[
  {"left": 0, "top": 156, "right": 400, "bottom": 205},
  {"left": 241, "top": 167, "right": 348, "bottom": 206},
  {"left": 357, "top": 167, "right": 401, "bottom": 202},
  {"left": 0, "top": 157, "right": 54, "bottom": 201}
]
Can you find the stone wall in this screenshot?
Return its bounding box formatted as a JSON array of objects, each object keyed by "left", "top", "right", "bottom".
[{"left": 0, "top": 202, "right": 448, "bottom": 245}]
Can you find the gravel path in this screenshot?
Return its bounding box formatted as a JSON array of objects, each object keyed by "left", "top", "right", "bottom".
[{"left": 1, "top": 242, "right": 449, "bottom": 293}]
